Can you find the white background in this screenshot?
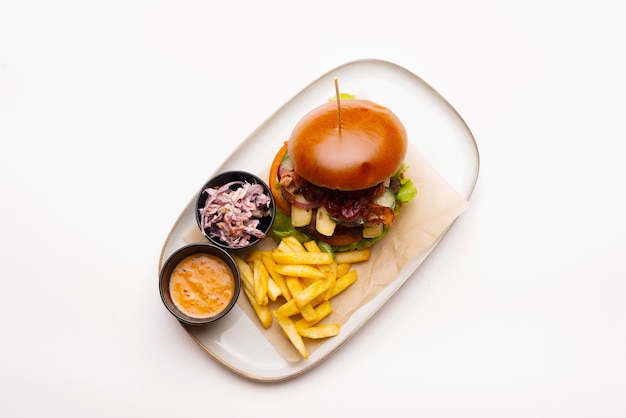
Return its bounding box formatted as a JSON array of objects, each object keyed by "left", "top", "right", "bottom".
[{"left": 2, "top": 1, "right": 625, "bottom": 417}]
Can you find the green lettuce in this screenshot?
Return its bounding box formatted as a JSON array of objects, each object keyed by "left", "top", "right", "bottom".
[
  {"left": 328, "top": 92, "right": 356, "bottom": 101},
  {"left": 394, "top": 163, "right": 418, "bottom": 203},
  {"left": 269, "top": 210, "right": 311, "bottom": 244}
]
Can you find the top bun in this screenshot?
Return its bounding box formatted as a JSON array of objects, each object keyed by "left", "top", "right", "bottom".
[{"left": 288, "top": 99, "right": 408, "bottom": 190}]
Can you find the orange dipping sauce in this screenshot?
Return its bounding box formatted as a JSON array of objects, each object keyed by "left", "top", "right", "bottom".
[{"left": 169, "top": 254, "right": 235, "bottom": 319}]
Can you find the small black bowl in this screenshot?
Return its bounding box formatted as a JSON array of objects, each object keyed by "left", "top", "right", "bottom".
[
  {"left": 195, "top": 171, "right": 276, "bottom": 251},
  {"left": 159, "top": 243, "right": 241, "bottom": 325}
]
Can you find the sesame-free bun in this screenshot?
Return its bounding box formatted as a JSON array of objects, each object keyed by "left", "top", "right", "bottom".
[{"left": 287, "top": 99, "right": 408, "bottom": 190}]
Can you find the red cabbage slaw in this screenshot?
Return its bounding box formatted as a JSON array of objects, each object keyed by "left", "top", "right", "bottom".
[{"left": 198, "top": 181, "right": 272, "bottom": 247}]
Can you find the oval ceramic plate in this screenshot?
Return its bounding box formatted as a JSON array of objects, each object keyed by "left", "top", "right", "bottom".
[{"left": 159, "top": 59, "right": 480, "bottom": 382}]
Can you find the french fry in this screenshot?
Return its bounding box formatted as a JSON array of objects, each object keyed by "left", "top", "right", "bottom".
[
  {"left": 261, "top": 254, "right": 291, "bottom": 300},
  {"left": 336, "top": 262, "right": 352, "bottom": 278},
  {"left": 274, "top": 264, "right": 326, "bottom": 279},
  {"left": 253, "top": 258, "right": 268, "bottom": 306},
  {"left": 299, "top": 304, "right": 318, "bottom": 322},
  {"left": 276, "top": 240, "right": 293, "bottom": 253},
  {"left": 233, "top": 255, "right": 255, "bottom": 295},
  {"left": 267, "top": 277, "right": 282, "bottom": 301},
  {"left": 299, "top": 324, "right": 340, "bottom": 339},
  {"left": 275, "top": 298, "right": 299, "bottom": 317},
  {"left": 295, "top": 301, "right": 333, "bottom": 331},
  {"left": 272, "top": 251, "right": 333, "bottom": 265},
  {"left": 273, "top": 311, "right": 308, "bottom": 359},
  {"left": 299, "top": 241, "right": 339, "bottom": 278},
  {"left": 303, "top": 240, "right": 321, "bottom": 252},
  {"left": 285, "top": 276, "right": 304, "bottom": 297},
  {"left": 244, "top": 250, "right": 272, "bottom": 263},
  {"left": 302, "top": 275, "right": 323, "bottom": 288},
  {"left": 243, "top": 288, "right": 272, "bottom": 329},
  {"left": 294, "top": 276, "right": 333, "bottom": 309},
  {"left": 281, "top": 236, "right": 307, "bottom": 252},
  {"left": 327, "top": 269, "right": 358, "bottom": 299},
  {"left": 323, "top": 262, "right": 337, "bottom": 301},
  {"left": 298, "top": 276, "right": 334, "bottom": 322},
  {"left": 310, "top": 292, "right": 327, "bottom": 308},
  {"left": 282, "top": 277, "right": 317, "bottom": 321},
  {"left": 334, "top": 248, "right": 371, "bottom": 264}
]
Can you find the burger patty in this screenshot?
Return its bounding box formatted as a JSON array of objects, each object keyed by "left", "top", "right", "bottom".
[{"left": 297, "top": 222, "right": 366, "bottom": 247}]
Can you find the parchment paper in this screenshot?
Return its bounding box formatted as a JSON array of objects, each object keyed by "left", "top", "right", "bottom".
[{"left": 183, "top": 144, "right": 469, "bottom": 361}]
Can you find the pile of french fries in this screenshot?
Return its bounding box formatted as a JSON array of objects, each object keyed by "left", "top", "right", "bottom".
[{"left": 232, "top": 237, "right": 371, "bottom": 359}]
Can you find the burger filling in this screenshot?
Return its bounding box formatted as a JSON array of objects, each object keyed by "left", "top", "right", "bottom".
[{"left": 272, "top": 151, "right": 417, "bottom": 252}]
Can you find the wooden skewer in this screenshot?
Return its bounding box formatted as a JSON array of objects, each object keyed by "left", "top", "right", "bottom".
[{"left": 334, "top": 77, "right": 342, "bottom": 131}]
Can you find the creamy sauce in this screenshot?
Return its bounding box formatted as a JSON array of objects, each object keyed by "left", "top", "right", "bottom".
[{"left": 169, "top": 254, "right": 235, "bottom": 319}]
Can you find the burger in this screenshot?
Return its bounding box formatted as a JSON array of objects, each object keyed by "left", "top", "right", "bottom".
[{"left": 269, "top": 97, "right": 417, "bottom": 252}]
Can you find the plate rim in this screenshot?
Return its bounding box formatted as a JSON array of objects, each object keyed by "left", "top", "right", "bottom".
[{"left": 158, "top": 58, "right": 480, "bottom": 382}]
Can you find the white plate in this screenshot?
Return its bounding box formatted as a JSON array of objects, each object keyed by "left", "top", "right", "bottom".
[{"left": 158, "top": 58, "right": 480, "bottom": 382}]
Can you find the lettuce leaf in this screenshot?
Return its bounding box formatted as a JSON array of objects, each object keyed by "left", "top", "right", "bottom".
[
  {"left": 394, "top": 163, "right": 418, "bottom": 203},
  {"left": 269, "top": 210, "right": 311, "bottom": 243},
  {"left": 328, "top": 92, "right": 356, "bottom": 101}
]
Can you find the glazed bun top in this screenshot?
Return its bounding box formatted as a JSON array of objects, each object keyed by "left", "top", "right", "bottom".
[{"left": 287, "top": 99, "right": 408, "bottom": 191}]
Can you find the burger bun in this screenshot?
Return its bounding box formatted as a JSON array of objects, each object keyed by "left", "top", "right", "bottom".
[{"left": 288, "top": 99, "right": 407, "bottom": 190}]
